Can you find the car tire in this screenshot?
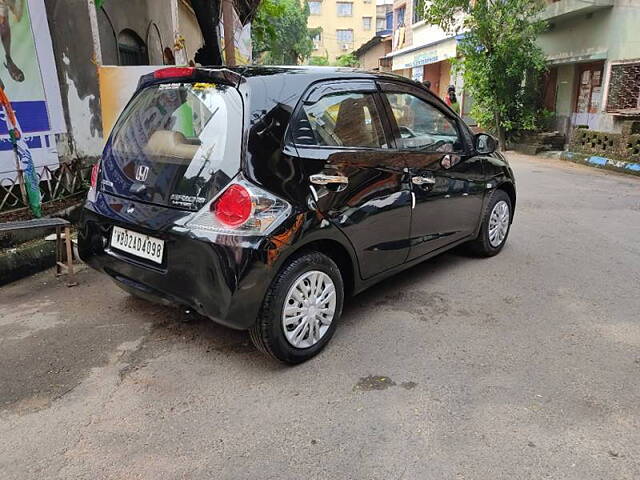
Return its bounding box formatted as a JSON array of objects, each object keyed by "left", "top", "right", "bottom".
[
  {"left": 469, "top": 189, "right": 512, "bottom": 257},
  {"left": 249, "top": 251, "right": 344, "bottom": 364}
]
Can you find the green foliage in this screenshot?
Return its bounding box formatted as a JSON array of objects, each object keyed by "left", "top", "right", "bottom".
[
  {"left": 335, "top": 53, "right": 359, "bottom": 68},
  {"left": 424, "top": 0, "right": 548, "bottom": 144},
  {"left": 252, "top": 0, "right": 317, "bottom": 65},
  {"left": 309, "top": 55, "right": 330, "bottom": 66}
]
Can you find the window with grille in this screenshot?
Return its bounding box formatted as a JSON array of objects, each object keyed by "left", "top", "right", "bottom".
[
  {"left": 363, "top": 17, "right": 372, "bottom": 30},
  {"left": 308, "top": 1, "right": 322, "bottom": 15},
  {"left": 337, "top": 2, "right": 353, "bottom": 16},
  {"left": 336, "top": 29, "right": 354, "bottom": 47},
  {"left": 606, "top": 62, "right": 640, "bottom": 112}
]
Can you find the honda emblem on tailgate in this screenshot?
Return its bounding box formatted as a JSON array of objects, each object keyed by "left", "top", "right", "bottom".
[{"left": 135, "top": 165, "right": 149, "bottom": 182}]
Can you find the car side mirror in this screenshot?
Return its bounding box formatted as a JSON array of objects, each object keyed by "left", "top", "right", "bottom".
[{"left": 475, "top": 133, "right": 497, "bottom": 155}]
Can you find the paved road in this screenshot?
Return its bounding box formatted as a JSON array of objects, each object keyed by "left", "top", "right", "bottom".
[{"left": 1, "top": 153, "right": 639, "bottom": 479}]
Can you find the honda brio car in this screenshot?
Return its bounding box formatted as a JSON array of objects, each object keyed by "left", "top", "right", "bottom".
[{"left": 79, "top": 66, "right": 516, "bottom": 363}]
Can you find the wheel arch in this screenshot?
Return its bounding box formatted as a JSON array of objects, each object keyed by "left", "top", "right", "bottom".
[
  {"left": 497, "top": 181, "right": 516, "bottom": 219},
  {"left": 276, "top": 237, "right": 358, "bottom": 298}
]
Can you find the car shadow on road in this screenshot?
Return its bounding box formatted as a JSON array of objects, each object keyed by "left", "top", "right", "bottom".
[
  {"left": 341, "top": 248, "right": 473, "bottom": 322},
  {"left": 130, "top": 247, "right": 477, "bottom": 370}
]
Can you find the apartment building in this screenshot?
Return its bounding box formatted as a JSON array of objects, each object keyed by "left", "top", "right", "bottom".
[{"left": 307, "top": 0, "right": 378, "bottom": 62}]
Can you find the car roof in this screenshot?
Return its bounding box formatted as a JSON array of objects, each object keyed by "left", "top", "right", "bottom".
[
  {"left": 194, "top": 65, "right": 443, "bottom": 114},
  {"left": 199, "top": 65, "right": 420, "bottom": 95},
  {"left": 204, "top": 65, "right": 408, "bottom": 82}
]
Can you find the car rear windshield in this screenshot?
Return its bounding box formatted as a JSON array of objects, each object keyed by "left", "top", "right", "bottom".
[{"left": 101, "top": 82, "right": 243, "bottom": 210}]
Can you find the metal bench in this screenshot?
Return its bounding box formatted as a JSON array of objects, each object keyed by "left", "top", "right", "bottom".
[{"left": 0, "top": 218, "right": 76, "bottom": 284}]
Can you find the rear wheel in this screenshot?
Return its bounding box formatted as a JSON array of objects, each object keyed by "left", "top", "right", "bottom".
[
  {"left": 249, "top": 251, "right": 344, "bottom": 364},
  {"left": 468, "top": 189, "right": 512, "bottom": 257}
]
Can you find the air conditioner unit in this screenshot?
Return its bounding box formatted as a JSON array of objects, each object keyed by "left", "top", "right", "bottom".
[{"left": 341, "top": 43, "right": 349, "bottom": 50}]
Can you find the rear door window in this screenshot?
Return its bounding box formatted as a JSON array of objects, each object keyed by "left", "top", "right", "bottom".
[
  {"left": 291, "top": 91, "right": 387, "bottom": 148},
  {"left": 102, "top": 82, "right": 243, "bottom": 210}
]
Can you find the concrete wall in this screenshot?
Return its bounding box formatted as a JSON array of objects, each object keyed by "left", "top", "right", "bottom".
[
  {"left": 411, "top": 21, "right": 449, "bottom": 47},
  {"left": 178, "top": 1, "right": 204, "bottom": 65},
  {"left": 98, "top": 0, "right": 176, "bottom": 66},
  {"left": 45, "top": 0, "right": 103, "bottom": 160},
  {"left": 438, "top": 60, "right": 451, "bottom": 99},
  {"left": 538, "top": 2, "right": 640, "bottom": 63}
]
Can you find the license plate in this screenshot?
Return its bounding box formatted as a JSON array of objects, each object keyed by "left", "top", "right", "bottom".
[{"left": 110, "top": 226, "right": 164, "bottom": 264}]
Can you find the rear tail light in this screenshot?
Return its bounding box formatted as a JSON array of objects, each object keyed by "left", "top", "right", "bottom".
[
  {"left": 153, "top": 67, "right": 195, "bottom": 80},
  {"left": 187, "top": 176, "right": 291, "bottom": 236},
  {"left": 214, "top": 184, "right": 253, "bottom": 227},
  {"left": 90, "top": 161, "right": 100, "bottom": 188},
  {"left": 87, "top": 160, "right": 101, "bottom": 203}
]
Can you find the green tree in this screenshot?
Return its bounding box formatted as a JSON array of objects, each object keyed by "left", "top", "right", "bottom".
[
  {"left": 252, "top": 0, "right": 318, "bottom": 65},
  {"left": 335, "top": 53, "right": 359, "bottom": 68},
  {"left": 423, "top": 0, "right": 547, "bottom": 147}
]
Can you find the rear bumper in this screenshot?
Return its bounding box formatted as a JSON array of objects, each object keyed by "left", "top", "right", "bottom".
[{"left": 78, "top": 207, "right": 274, "bottom": 330}]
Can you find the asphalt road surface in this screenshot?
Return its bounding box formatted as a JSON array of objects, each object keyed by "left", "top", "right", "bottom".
[{"left": 1, "top": 153, "right": 639, "bottom": 479}]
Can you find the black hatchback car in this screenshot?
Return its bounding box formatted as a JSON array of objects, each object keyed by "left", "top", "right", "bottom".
[{"left": 79, "top": 66, "right": 516, "bottom": 363}]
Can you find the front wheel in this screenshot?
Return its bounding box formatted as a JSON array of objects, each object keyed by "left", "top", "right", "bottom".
[
  {"left": 249, "top": 251, "right": 344, "bottom": 364},
  {"left": 468, "top": 189, "right": 512, "bottom": 257}
]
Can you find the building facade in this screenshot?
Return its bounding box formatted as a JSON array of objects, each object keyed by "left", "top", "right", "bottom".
[
  {"left": 308, "top": 0, "right": 378, "bottom": 62},
  {"left": 538, "top": 0, "right": 640, "bottom": 136}
]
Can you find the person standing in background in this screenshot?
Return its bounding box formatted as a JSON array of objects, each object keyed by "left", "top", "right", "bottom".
[
  {"left": 445, "top": 85, "right": 460, "bottom": 114},
  {"left": 422, "top": 80, "right": 431, "bottom": 91}
]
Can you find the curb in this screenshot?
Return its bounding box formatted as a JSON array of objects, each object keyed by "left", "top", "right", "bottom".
[
  {"left": 0, "top": 201, "right": 84, "bottom": 286},
  {"left": 0, "top": 238, "right": 56, "bottom": 286},
  {"left": 540, "top": 151, "right": 640, "bottom": 177}
]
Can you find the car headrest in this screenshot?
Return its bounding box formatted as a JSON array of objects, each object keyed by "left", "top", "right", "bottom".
[{"left": 144, "top": 130, "right": 199, "bottom": 164}]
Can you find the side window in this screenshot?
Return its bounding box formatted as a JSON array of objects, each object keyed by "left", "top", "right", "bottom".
[
  {"left": 385, "top": 92, "right": 462, "bottom": 152},
  {"left": 292, "top": 91, "right": 387, "bottom": 148}
]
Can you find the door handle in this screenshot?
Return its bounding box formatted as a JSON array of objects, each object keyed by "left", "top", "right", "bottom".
[
  {"left": 310, "top": 174, "right": 349, "bottom": 185},
  {"left": 411, "top": 175, "right": 436, "bottom": 185}
]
